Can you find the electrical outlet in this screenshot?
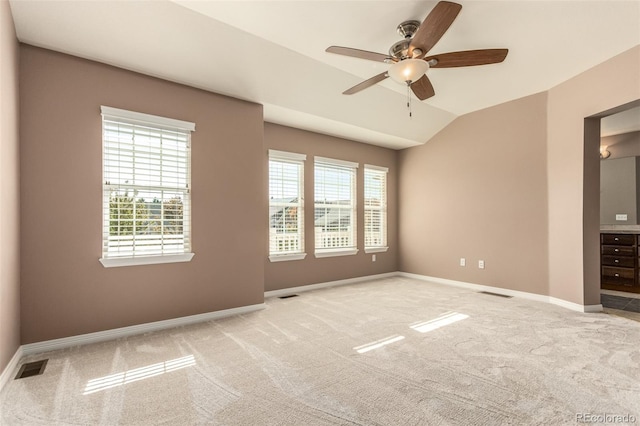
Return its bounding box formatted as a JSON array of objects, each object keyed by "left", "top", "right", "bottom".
[
  {"left": 616, "top": 214, "right": 628, "bottom": 221},
  {"left": 372, "top": 254, "right": 376, "bottom": 262},
  {"left": 478, "top": 260, "right": 485, "bottom": 269},
  {"left": 460, "top": 258, "right": 466, "bottom": 267}
]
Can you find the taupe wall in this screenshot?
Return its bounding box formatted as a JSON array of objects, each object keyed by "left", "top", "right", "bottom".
[
  {"left": 0, "top": 0, "right": 20, "bottom": 373},
  {"left": 9, "top": 39, "right": 640, "bottom": 352},
  {"left": 19, "top": 46, "right": 265, "bottom": 343},
  {"left": 397, "top": 46, "right": 640, "bottom": 305},
  {"left": 264, "top": 123, "right": 397, "bottom": 291},
  {"left": 548, "top": 46, "right": 640, "bottom": 306},
  {"left": 398, "top": 93, "right": 549, "bottom": 295}
]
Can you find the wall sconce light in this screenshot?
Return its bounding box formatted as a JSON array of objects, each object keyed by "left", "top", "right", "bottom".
[{"left": 600, "top": 145, "right": 611, "bottom": 159}]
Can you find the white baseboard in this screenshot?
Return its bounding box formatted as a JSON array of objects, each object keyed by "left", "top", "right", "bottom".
[
  {"left": 264, "top": 272, "right": 397, "bottom": 299},
  {"left": 1, "top": 270, "right": 604, "bottom": 394},
  {"left": 549, "top": 297, "right": 603, "bottom": 313},
  {"left": 268, "top": 271, "right": 603, "bottom": 313},
  {"left": 397, "top": 272, "right": 603, "bottom": 313},
  {"left": 21, "top": 303, "right": 265, "bottom": 356},
  {"left": 398, "top": 271, "right": 550, "bottom": 303},
  {"left": 0, "top": 346, "right": 24, "bottom": 392}
]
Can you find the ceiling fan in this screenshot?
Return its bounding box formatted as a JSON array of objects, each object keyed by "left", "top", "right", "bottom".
[{"left": 326, "top": 1, "right": 508, "bottom": 101}]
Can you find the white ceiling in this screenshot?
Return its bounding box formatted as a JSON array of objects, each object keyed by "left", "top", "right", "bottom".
[{"left": 8, "top": 0, "right": 640, "bottom": 149}]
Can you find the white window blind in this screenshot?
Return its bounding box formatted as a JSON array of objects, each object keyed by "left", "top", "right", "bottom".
[
  {"left": 269, "top": 150, "right": 305, "bottom": 260},
  {"left": 100, "top": 106, "right": 194, "bottom": 266},
  {"left": 364, "top": 165, "right": 388, "bottom": 249},
  {"left": 314, "top": 157, "right": 358, "bottom": 254}
]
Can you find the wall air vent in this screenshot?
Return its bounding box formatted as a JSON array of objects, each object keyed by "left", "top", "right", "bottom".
[
  {"left": 15, "top": 359, "right": 48, "bottom": 379},
  {"left": 278, "top": 294, "right": 299, "bottom": 299}
]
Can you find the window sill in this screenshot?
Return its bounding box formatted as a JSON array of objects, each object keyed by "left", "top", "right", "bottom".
[
  {"left": 269, "top": 253, "right": 307, "bottom": 262},
  {"left": 365, "top": 247, "right": 388, "bottom": 254},
  {"left": 314, "top": 248, "right": 359, "bottom": 258},
  {"left": 99, "top": 253, "right": 195, "bottom": 268}
]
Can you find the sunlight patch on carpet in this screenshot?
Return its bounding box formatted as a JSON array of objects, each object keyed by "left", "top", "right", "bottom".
[
  {"left": 410, "top": 312, "right": 469, "bottom": 333},
  {"left": 354, "top": 335, "right": 405, "bottom": 354},
  {"left": 83, "top": 355, "right": 196, "bottom": 395}
]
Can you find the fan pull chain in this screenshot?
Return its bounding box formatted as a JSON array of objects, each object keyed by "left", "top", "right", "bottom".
[{"left": 406, "top": 83, "right": 413, "bottom": 118}]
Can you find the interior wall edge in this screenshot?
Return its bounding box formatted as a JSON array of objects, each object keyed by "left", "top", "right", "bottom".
[
  {"left": 0, "top": 345, "right": 23, "bottom": 396},
  {"left": 0, "top": 0, "right": 22, "bottom": 377}
]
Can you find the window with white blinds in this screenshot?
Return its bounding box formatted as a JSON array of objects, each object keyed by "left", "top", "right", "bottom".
[
  {"left": 100, "top": 106, "right": 195, "bottom": 267},
  {"left": 269, "top": 150, "right": 306, "bottom": 261},
  {"left": 314, "top": 157, "right": 358, "bottom": 257},
  {"left": 364, "top": 165, "right": 388, "bottom": 252}
]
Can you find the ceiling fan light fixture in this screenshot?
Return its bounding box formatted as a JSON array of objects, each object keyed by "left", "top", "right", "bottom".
[
  {"left": 326, "top": 1, "right": 508, "bottom": 101},
  {"left": 387, "top": 59, "right": 429, "bottom": 85}
]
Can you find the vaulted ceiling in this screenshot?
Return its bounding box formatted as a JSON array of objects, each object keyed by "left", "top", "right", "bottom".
[{"left": 9, "top": 0, "right": 640, "bottom": 149}]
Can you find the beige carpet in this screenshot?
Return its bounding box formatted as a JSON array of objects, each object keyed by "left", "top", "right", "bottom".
[{"left": 1, "top": 277, "right": 639, "bottom": 425}]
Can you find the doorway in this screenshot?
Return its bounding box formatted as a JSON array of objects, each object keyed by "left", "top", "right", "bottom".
[{"left": 584, "top": 99, "right": 640, "bottom": 316}]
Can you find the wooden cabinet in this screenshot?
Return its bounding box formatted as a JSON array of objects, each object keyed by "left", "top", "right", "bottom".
[{"left": 600, "top": 233, "right": 640, "bottom": 293}]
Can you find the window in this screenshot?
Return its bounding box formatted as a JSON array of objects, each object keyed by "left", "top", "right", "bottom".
[
  {"left": 314, "top": 157, "right": 358, "bottom": 257},
  {"left": 364, "top": 165, "right": 388, "bottom": 253},
  {"left": 268, "top": 150, "right": 306, "bottom": 261},
  {"left": 100, "top": 106, "right": 195, "bottom": 267}
]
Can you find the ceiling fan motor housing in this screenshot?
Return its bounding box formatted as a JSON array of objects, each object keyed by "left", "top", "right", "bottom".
[
  {"left": 389, "top": 40, "right": 411, "bottom": 59},
  {"left": 390, "top": 20, "right": 422, "bottom": 59},
  {"left": 396, "top": 20, "right": 421, "bottom": 39}
]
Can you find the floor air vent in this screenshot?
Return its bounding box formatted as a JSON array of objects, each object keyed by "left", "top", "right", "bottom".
[
  {"left": 15, "top": 359, "right": 48, "bottom": 379},
  {"left": 479, "top": 291, "right": 513, "bottom": 299},
  {"left": 279, "top": 294, "right": 299, "bottom": 299}
]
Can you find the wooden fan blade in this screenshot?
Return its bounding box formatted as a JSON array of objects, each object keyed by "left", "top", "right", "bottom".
[
  {"left": 426, "top": 49, "right": 509, "bottom": 68},
  {"left": 343, "top": 72, "right": 389, "bottom": 95},
  {"left": 326, "top": 46, "right": 391, "bottom": 63},
  {"left": 410, "top": 75, "right": 435, "bottom": 101},
  {"left": 409, "top": 1, "right": 462, "bottom": 58}
]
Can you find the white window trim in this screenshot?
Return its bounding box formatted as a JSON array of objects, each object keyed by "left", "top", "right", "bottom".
[
  {"left": 101, "top": 106, "right": 195, "bottom": 267},
  {"left": 364, "top": 247, "right": 388, "bottom": 254},
  {"left": 269, "top": 150, "right": 306, "bottom": 259},
  {"left": 314, "top": 157, "right": 358, "bottom": 256},
  {"left": 269, "top": 149, "right": 306, "bottom": 162},
  {"left": 364, "top": 164, "right": 388, "bottom": 173},
  {"left": 268, "top": 253, "right": 307, "bottom": 262},
  {"left": 101, "top": 106, "right": 195, "bottom": 132},
  {"left": 314, "top": 248, "right": 359, "bottom": 258},
  {"left": 315, "top": 156, "right": 359, "bottom": 169},
  {"left": 364, "top": 164, "right": 388, "bottom": 252},
  {"left": 100, "top": 253, "right": 195, "bottom": 268}
]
